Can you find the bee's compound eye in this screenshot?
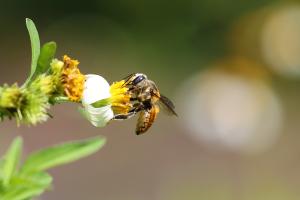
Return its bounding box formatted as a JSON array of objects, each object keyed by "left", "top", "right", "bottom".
[{"left": 133, "top": 75, "right": 145, "bottom": 85}]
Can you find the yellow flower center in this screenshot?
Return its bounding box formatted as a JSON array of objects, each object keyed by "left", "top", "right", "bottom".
[
  {"left": 61, "top": 55, "right": 85, "bottom": 102},
  {"left": 109, "top": 80, "right": 131, "bottom": 114}
]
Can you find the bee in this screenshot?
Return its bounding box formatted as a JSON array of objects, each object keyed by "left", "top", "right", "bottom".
[{"left": 114, "top": 73, "right": 177, "bottom": 135}]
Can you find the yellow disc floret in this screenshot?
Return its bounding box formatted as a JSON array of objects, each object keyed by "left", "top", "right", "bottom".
[
  {"left": 61, "top": 55, "right": 85, "bottom": 102},
  {"left": 109, "top": 80, "right": 131, "bottom": 114}
]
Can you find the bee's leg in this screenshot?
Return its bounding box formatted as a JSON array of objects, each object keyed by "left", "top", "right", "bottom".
[
  {"left": 113, "top": 112, "right": 135, "bottom": 120},
  {"left": 113, "top": 103, "right": 143, "bottom": 120},
  {"left": 130, "top": 97, "right": 138, "bottom": 101}
]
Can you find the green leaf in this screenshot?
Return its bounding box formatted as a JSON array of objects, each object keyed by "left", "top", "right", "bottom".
[
  {"left": 1, "top": 185, "right": 45, "bottom": 200},
  {"left": 36, "top": 41, "right": 57, "bottom": 76},
  {"left": 1, "top": 137, "right": 23, "bottom": 187},
  {"left": 23, "top": 18, "right": 40, "bottom": 87},
  {"left": 11, "top": 172, "right": 52, "bottom": 188},
  {"left": 0, "top": 159, "right": 4, "bottom": 180},
  {"left": 21, "top": 137, "right": 106, "bottom": 173}
]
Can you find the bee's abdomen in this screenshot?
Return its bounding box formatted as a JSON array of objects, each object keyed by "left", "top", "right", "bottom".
[{"left": 136, "top": 105, "right": 159, "bottom": 135}]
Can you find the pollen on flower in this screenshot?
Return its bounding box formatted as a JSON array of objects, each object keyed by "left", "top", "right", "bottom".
[
  {"left": 61, "top": 55, "right": 85, "bottom": 102},
  {"left": 109, "top": 80, "right": 132, "bottom": 115}
]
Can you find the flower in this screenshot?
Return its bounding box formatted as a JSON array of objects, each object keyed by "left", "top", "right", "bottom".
[
  {"left": 61, "top": 55, "right": 85, "bottom": 102},
  {"left": 80, "top": 74, "right": 131, "bottom": 127}
]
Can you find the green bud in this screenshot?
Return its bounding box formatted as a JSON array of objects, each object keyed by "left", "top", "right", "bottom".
[
  {"left": 50, "top": 59, "right": 64, "bottom": 93},
  {"left": 0, "top": 84, "right": 22, "bottom": 108},
  {"left": 30, "top": 74, "right": 54, "bottom": 96},
  {"left": 50, "top": 59, "right": 63, "bottom": 76},
  {"left": 19, "top": 74, "right": 55, "bottom": 125},
  {"left": 20, "top": 87, "right": 50, "bottom": 125}
]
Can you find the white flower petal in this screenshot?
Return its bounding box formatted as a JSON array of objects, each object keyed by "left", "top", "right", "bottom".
[
  {"left": 79, "top": 74, "right": 114, "bottom": 127},
  {"left": 82, "top": 74, "right": 111, "bottom": 105},
  {"left": 80, "top": 105, "right": 114, "bottom": 127}
]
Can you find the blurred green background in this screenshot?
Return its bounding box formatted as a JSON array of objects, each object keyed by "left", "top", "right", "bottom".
[{"left": 1, "top": 0, "right": 300, "bottom": 199}]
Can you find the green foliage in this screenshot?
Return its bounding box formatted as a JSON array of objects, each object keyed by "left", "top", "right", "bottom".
[
  {"left": 23, "top": 19, "right": 57, "bottom": 87},
  {"left": 0, "top": 17, "right": 111, "bottom": 200},
  {"left": 23, "top": 18, "right": 40, "bottom": 87},
  {"left": 21, "top": 136, "right": 106, "bottom": 173},
  {"left": 0, "top": 18, "right": 62, "bottom": 125},
  {"left": 37, "top": 42, "right": 57, "bottom": 78},
  {"left": 1, "top": 137, "right": 22, "bottom": 187},
  {"left": 1, "top": 172, "right": 51, "bottom": 200},
  {"left": 0, "top": 136, "right": 106, "bottom": 200}
]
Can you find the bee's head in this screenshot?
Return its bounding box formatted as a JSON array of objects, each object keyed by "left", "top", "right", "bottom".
[
  {"left": 123, "top": 73, "right": 148, "bottom": 86},
  {"left": 132, "top": 73, "right": 147, "bottom": 85}
]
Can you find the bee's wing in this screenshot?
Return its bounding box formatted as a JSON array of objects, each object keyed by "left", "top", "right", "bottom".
[
  {"left": 136, "top": 105, "right": 159, "bottom": 135},
  {"left": 157, "top": 94, "right": 178, "bottom": 116}
]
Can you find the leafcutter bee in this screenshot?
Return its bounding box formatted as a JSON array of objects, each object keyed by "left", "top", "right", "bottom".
[{"left": 114, "top": 73, "right": 177, "bottom": 135}]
